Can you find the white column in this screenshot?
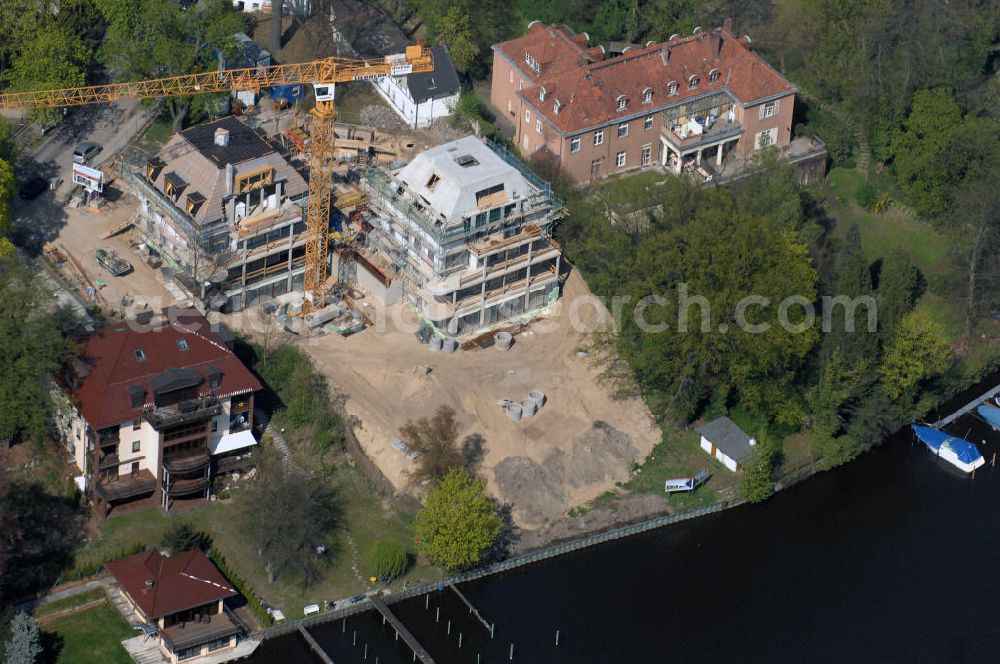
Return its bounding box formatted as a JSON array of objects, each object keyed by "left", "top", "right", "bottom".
[
  {"left": 717, "top": 142, "right": 724, "bottom": 166},
  {"left": 660, "top": 138, "right": 668, "bottom": 166},
  {"left": 675, "top": 149, "right": 683, "bottom": 174},
  {"left": 696, "top": 149, "right": 703, "bottom": 165}
]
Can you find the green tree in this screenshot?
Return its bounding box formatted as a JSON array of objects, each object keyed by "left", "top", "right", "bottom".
[
  {"left": 3, "top": 612, "right": 41, "bottom": 664},
  {"left": 369, "top": 539, "right": 409, "bottom": 582},
  {"left": 0, "top": 258, "right": 77, "bottom": 447},
  {"left": 435, "top": 9, "right": 478, "bottom": 73},
  {"left": 160, "top": 522, "right": 212, "bottom": 553},
  {"left": 236, "top": 450, "right": 341, "bottom": 585},
  {"left": 0, "top": 158, "right": 13, "bottom": 236},
  {"left": 414, "top": 469, "right": 501, "bottom": 571},
  {"left": 876, "top": 250, "right": 922, "bottom": 339},
  {"left": 739, "top": 443, "right": 775, "bottom": 503},
  {"left": 891, "top": 88, "right": 963, "bottom": 216},
  {"left": 400, "top": 405, "right": 465, "bottom": 485},
  {"left": 4, "top": 23, "right": 90, "bottom": 124},
  {"left": 99, "top": 0, "right": 246, "bottom": 130},
  {"left": 879, "top": 309, "right": 951, "bottom": 400}
]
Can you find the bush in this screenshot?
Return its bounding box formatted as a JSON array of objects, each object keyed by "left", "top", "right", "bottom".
[
  {"left": 160, "top": 522, "right": 212, "bottom": 553},
  {"left": 63, "top": 542, "right": 146, "bottom": 582},
  {"left": 856, "top": 179, "right": 878, "bottom": 210},
  {"left": 208, "top": 547, "right": 272, "bottom": 627},
  {"left": 369, "top": 540, "right": 410, "bottom": 582}
]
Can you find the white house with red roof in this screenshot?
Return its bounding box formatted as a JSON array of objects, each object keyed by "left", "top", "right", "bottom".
[
  {"left": 55, "top": 309, "right": 261, "bottom": 517},
  {"left": 491, "top": 20, "right": 824, "bottom": 182}
]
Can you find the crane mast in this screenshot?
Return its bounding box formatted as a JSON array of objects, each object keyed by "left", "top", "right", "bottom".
[{"left": 0, "top": 46, "right": 433, "bottom": 314}]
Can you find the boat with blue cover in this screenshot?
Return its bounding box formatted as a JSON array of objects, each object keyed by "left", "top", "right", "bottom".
[
  {"left": 911, "top": 424, "right": 985, "bottom": 473},
  {"left": 977, "top": 404, "right": 1000, "bottom": 433}
]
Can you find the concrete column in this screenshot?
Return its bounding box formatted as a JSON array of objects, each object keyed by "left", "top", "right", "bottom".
[
  {"left": 717, "top": 142, "right": 724, "bottom": 166},
  {"left": 675, "top": 149, "right": 683, "bottom": 174},
  {"left": 697, "top": 149, "right": 703, "bottom": 165},
  {"left": 660, "top": 138, "right": 668, "bottom": 166}
]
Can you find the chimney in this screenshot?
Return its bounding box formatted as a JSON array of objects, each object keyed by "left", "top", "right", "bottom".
[
  {"left": 214, "top": 128, "right": 230, "bottom": 147},
  {"left": 660, "top": 46, "right": 671, "bottom": 66},
  {"left": 723, "top": 18, "right": 733, "bottom": 33},
  {"left": 749, "top": 437, "right": 757, "bottom": 447},
  {"left": 225, "top": 163, "right": 236, "bottom": 196}
]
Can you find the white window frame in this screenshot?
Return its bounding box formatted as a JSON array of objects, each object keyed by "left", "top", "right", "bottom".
[
  {"left": 570, "top": 137, "right": 581, "bottom": 153},
  {"left": 594, "top": 129, "right": 604, "bottom": 146},
  {"left": 668, "top": 81, "right": 679, "bottom": 96},
  {"left": 709, "top": 69, "right": 720, "bottom": 83},
  {"left": 643, "top": 88, "right": 653, "bottom": 103},
  {"left": 644, "top": 115, "right": 654, "bottom": 131},
  {"left": 756, "top": 127, "right": 778, "bottom": 150},
  {"left": 616, "top": 96, "right": 627, "bottom": 111},
  {"left": 688, "top": 75, "right": 699, "bottom": 90},
  {"left": 616, "top": 151, "right": 626, "bottom": 168},
  {"left": 641, "top": 144, "right": 651, "bottom": 165},
  {"left": 617, "top": 122, "right": 629, "bottom": 139},
  {"left": 761, "top": 100, "right": 777, "bottom": 119},
  {"left": 535, "top": 119, "right": 542, "bottom": 134}
]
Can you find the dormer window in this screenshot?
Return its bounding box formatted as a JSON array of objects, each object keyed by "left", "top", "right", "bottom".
[
  {"left": 176, "top": 338, "right": 189, "bottom": 351},
  {"left": 186, "top": 191, "right": 205, "bottom": 217},
  {"left": 668, "top": 81, "right": 679, "bottom": 96},
  {"left": 616, "top": 95, "right": 627, "bottom": 111},
  {"left": 134, "top": 349, "right": 146, "bottom": 362},
  {"left": 553, "top": 99, "right": 562, "bottom": 114},
  {"left": 709, "top": 69, "right": 721, "bottom": 84},
  {"left": 163, "top": 172, "right": 187, "bottom": 201},
  {"left": 524, "top": 52, "right": 540, "bottom": 74},
  {"left": 145, "top": 158, "right": 165, "bottom": 182},
  {"left": 539, "top": 86, "right": 546, "bottom": 102},
  {"left": 206, "top": 366, "right": 223, "bottom": 390},
  {"left": 642, "top": 88, "right": 653, "bottom": 103},
  {"left": 426, "top": 173, "right": 440, "bottom": 191},
  {"left": 128, "top": 385, "right": 146, "bottom": 409},
  {"left": 688, "top": 75, "right": 699, "bottom": 90}
]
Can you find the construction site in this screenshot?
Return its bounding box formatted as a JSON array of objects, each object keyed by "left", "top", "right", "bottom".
[{"left": 4, "top": 42, "right": 662, "bottom": 535}]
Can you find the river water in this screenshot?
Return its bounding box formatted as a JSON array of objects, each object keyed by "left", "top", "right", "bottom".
[{"left": 250, "top": 385, "right": 1000, "bottom": 663}]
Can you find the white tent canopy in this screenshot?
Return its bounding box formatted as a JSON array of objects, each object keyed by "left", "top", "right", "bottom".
[{"left": 210, "top": 429, "right": 257, "bottom": 455}]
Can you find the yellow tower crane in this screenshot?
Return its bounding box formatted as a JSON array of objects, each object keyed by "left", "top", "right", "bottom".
[{"left": 0, "top": 46, "right": 434, "bottom": 314}]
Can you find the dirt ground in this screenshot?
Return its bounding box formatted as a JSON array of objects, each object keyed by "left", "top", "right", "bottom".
[
  {"left": 287, "top": 271, "right": 661, "bottom": 529},
  {"left": 49, "top": 190, "right": 188, "bottom": 316}
]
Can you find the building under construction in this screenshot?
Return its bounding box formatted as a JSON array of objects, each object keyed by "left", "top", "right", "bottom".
[
  {"left": 354, "top": 136, "right": 564, "bottom": 335},
  {"left": 121, "top": 116, "right": 311, "bottom": 311}
]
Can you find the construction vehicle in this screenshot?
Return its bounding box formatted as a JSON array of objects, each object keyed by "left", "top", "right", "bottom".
[{"left": 0, "top": 47, "right": 433, "bottom": 315}]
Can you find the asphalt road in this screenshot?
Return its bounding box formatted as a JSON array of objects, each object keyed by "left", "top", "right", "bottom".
[{"left": 8, "top": 101, "right": 153, "bottom": 252}]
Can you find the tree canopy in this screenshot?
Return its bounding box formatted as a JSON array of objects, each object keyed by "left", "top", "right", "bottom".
[
  {"left": 414, "top": 469, "right": 501, "bottom": 571},
  {"left": 400, "top": 405, "right": 465, "bottom": 485},
  {"left": 99, "top": 0, "right": 247, "bottom": 130}
]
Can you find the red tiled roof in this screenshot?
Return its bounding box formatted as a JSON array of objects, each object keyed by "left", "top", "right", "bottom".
[
  {"left": 513, "top": 24, "right": 794, "bottom": 135},
  {"left": 106, "top": 549, "right": 237, "bottom": 619},
  {"left": 73, "top": 309, "right": 261, "bottom": 430},
  {"left": 493, "top": 23, "right": 604, "bottom": 84}
]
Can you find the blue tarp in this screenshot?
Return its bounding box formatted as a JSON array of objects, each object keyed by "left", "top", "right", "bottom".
[
  {"left": 977, "top": 404, "right": 1000, "bottom": 432},
  {"left": 271, "top": 84, "right": 305, "bottom": 104},
  {"left": 911, "top": 424, "right": 983, "bottom": 464}
]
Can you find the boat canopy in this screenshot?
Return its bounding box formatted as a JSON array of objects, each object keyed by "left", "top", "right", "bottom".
[
  {"left": 976, "top": 404, "right": 1000, "bottom": 432},
  {"left": 911, "top": 425, "right": 982, "bottom": 464}
]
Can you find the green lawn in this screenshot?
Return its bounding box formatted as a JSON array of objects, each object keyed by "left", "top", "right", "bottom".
[
  {"left": 78, "top": 464, "right": 435, "bottom": 620},
  {"left": 135, "top": 118, "right": 173, "bottom": 153},
  {"left": 623, "top": 425, "right": 725, "bottom": 509},
  {"left": 39, "top": 604, "right": 133, "bottom": 664},
  {"left": 34, "top": 589, "right": 106, "bottom": 620}
]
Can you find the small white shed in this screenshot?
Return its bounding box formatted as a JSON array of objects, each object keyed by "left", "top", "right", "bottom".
[{"left": 698, "top": 416, "right": 756, "bottom": 472}]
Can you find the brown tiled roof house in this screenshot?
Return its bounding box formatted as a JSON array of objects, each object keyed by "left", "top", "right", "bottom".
[
  {"left": 107, "top": 548, "right": 247, "bottom": 662},
  {"left": 491, "top": 20, "right": 825, "bottom": 183}
]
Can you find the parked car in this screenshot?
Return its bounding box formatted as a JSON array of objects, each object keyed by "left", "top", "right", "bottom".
[
  {"left": 73, "top": 141, "right": 102, "bottom": 164},
  {"left": 18, "top": 176, "right": 48, "bottom": 200},
  {"left": 349, "top": 594, "right": 367, "bottom": 605}
]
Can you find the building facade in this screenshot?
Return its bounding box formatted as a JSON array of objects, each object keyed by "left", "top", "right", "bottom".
[
  {"left": 55, "top": 310, "right": 261, "bottom": 517},
  {"left": 122, "top": 116, "right": 311, "bottom": 311},
  {"left": 359, "top": 136, "right": 563, "bottom": 336},
  {"left": 491, "top": 20, "right": 799, "bottom": 182},
  {"left": 372, "top": 45, "right": 460, "bottom": 129},
  {"left": 107, "top": 549, "right": 245, "bottom": 663}
]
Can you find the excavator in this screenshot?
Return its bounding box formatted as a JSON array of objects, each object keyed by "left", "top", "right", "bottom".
[{"left": 0, "top": 46, "right": 434, "bottom": 315}]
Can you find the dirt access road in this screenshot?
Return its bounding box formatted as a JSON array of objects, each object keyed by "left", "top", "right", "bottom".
[{"left": 296, "top": 271, "right": 660, "bottom": 529}]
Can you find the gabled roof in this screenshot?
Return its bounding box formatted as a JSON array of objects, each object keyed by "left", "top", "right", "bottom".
[
  {"left": 151, "top": 117, "right": 307, "bottom": 226},
  {"left": 698, "top": 416, "right": 755, "bottom": 462},
  {"left": 511, "top": 23, "right": 794, "bottom": 136},
  {"left": 406, "top": 45, "right": 460, "bottom": 103},
  {"left": 72, "top": 309, "right": 261, "bottom": 429},
  {"left": 493, "top": 23, "right": 604, "bottom": 84},
  {"left": 106, "top": 549, "right": 237, "bottom": 619}
]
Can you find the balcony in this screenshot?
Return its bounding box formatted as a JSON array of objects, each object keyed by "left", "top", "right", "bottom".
[
  {"left": 95, "top": 470, "right": 157, "bottom": 502},
  {"left": 166, "top": 475, "right": 210, "bottom": 497},
  {"left": 215, "top": 453, "right": 255, "bottom": 475},
  {"left": 661, "top": 118, "right": 743, "bottom": 152},
  {"left": 163, "top": 451, "right": 210, "bottom": 474},
  {"left": 98, "top": 452, "right": 120, "bottom": 469},
  {"left": 161, "top": 612, "right": 240, "bottom": 652},
  {"left": 145, "top": 397, "right": 222, "bottom": 430}
]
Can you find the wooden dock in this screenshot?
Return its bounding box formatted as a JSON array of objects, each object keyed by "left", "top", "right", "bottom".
[
  {"left": 932, "top": 384, "right": 1000, "bottom": 428},
  {"left": 298, "top": 625, "right": 334, "bottom": 664},
  {"left": 447, "top": 582, "right": 492, "bottom": 633},
  {"left": 368, "top": 595, "right": 435, "bottom": 663}
]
